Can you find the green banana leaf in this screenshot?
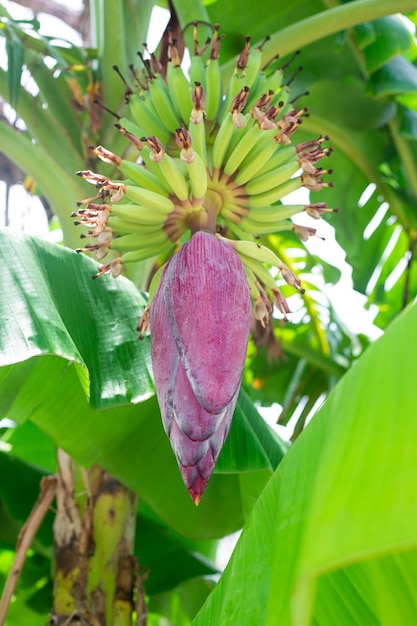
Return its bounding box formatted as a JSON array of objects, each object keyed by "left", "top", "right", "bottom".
[
  {"left": 192, "top": 299, "right": 417, "bottom": 625},
  {"left": 0, "top": 228, "right": 286, "bottom": 538}
]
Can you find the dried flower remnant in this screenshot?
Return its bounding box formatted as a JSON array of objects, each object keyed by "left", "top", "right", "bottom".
[{"left": 74, "top": 25, "right": 336, "bottom": 502}]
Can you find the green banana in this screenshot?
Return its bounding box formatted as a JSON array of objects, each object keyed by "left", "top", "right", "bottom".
[
  {"left": 211, "top": 114, "right": 238, "bottom": 171},
  {"left": 243, "top": 266, "right": 262, "bottom": 300},
  {"left": 245, "top": 160, "right": 300, "bottom": 195},
  {"left": 183, "top": 152, "right": 208, "bottom": 200},
  {"left": 254, "top": 145, "right": 296, "bottom": 178},
  {"left": 234, "top": 135, "right": 279, "bottom": 186},
  {"left": 205, "top": 57, "right": 222, "bottom": 120},
  {"left": 107, "top": 216, "right": 165, "bottom": 235},
  {"left": 189, "top": 52, "right": 206, "bottom": 87},
  {"left": 237, "top": 216, "right": 293, "bottom": 235},
  {"left": 117, "top": 117, "right": 146, "bottom": 140},
  {"left": 247, "top": 176, "right": 302, "bottom": 208},
  {"left": 243, "top": 44, "right": 264, "bottom": 90},
  {"left": 245, "top": 203, "right": 304, "bottom": 223},
  {"left": 166, "top": 61, "right": 193, "bottom": 124},
  {"left": 118, "top": 160, "right": 166, "bottom": 195},
  {"left": 221, "top": 217, "right": 257, "bottom": 243},
  {"left": 218, "top": 70, "right": 246, "bottom": 123},
  {"left": 157, "top": 153, "right": 190, "bottom": 201},
  {"left": 111, "top": 229, "right": 170, "bottom": 252},
  {"left": 124, "top": 185, "right": 175, "bottom": 212},
  {"left": 224, "top": 124, "right": 272, "bottom": 176},
  {"left": 128, "top": 94, "right": 171, "bottom": 143},
  {"left": 188, "top": 116, "right": 207, "bottom": 162},
  {"left": 148, "top": 73, "right": 180, "bottom": 133},
  {"left": 235, "top": 251, "right": 277, "bottom": 290},
  {"left": 122, "top": 242, "right": 173, "bottom": 265},
  {"left": 110, "top": 202, "right": 171, "bottom": 223},
  {"left": 223, "top": 236, "right": 282, "bottom": 268}
]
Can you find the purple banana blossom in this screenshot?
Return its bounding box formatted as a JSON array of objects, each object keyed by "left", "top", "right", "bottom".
[{"left": 150, "top": 232, "right": 252, "bottom": 504}]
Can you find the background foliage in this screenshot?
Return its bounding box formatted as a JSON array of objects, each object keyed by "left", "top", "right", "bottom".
[{"left": 0, "top": 0, "right": 416, "bottom": 624}]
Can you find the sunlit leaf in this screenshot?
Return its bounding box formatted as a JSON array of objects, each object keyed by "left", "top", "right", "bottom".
[{"left": 192, "top": 300, "right": 417, "bottom": 626}]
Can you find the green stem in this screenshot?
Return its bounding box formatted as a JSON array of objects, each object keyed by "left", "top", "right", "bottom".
[
  {"left": 171, "top": 0, "right": 211, "bottom": 54},
  {"left": 222, "top": 0, "right": 417, "bottom": 78},
  {"left": 87, "top": 467, "right": 138, "bottom": 626},
  {"left": 0, "top": 121, "right": 86, "bottom": 248},
  {"left": 91, "top": 0, "right": 126, "bottom": 122}
]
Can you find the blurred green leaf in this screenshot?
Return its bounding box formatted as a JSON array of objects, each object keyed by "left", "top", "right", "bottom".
[
  {"left": 355, "top": 16, "right": 414, "bottom": 73},
  {"left": 368, "top": 55, "right": 417, "bottom": 96}
]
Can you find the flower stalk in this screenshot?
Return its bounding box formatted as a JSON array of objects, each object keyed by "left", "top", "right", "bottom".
[{"left": 74, "top": 25, "right": 337, "bottom": 501}]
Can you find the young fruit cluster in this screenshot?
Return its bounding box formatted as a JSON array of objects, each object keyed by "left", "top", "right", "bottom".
[
  {"left": 74, "top": 24, "right": 336, "bottom": 502},
  {"left": 73, "top": 25, "right": 334, "bottom": 320}
]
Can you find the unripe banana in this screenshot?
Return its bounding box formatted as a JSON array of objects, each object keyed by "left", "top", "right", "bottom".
[
  {"left": 245, "top": 160, "right": 300, "bottom": 195},
  {"left": 243, "top": 266, "right": 261, "bottom": 300},
  {"left": 224, "top": 125, "right": 272, "bottom": 176},
  {"left": 246, "top": 203, "right": 304, "bottom": 223},
  {"left": 205, "top": 58, "right": 222, "bottom": 120},
  {"left": 138, "top": 156, "right": 173, "bottom": 195},
  {"left": 188, "top": 117, "right": 207, "bottom": 162},
  {"left": 110, "top": 202, "right": 171, "bottom": 223},
  {"left": 108, "top": 216, "right": 166, "bottom": 235},
  {"left": 218, "top": 71, "right": 246, "bottom": 122},
  {"left": 166, "top": 62, "right": 193, "bottom": 123},
  {"left": 235, "top": 251, "right": 277, "bottom": 289},
  {"left": 158, "top": 154, "right": 190, "bottom": 201},
  {"left": 234, "top": 136, "right": 279, "bottom": 185},
  {"left": 237, "top": 216, "right": 293, "bottom": 235},
  {"left": 221, "top": 217, "right": 257, "bottom": 243},
  {"left": 244, "top": 46, "right": 263, "bottom": 89},
  {"left": 118, "top": 117, "right": 146, "bottom": 140},
  {"left": 129, "top": 94, "right": 171, "bottom": 143},
  {"left": 149, "top": 74, "right": 180, "bottom": 132},
  {"left": 247, "top": 176, "right": 302, "bottom": 208},
  {"left": 118, "top": 160, "right": 165, "bottom": 195},
  {"left": 124, "top": 185, "right": 175, "bottom": 212},
  {"left": 254, "top": 145, "right": 297, "bottom": 178},
  {"left": 211, "top": 115, "right": 237, "bottom": 171},
  {"left": 263, "top": 70, "right": 285, "bottom": 104},
  {"left": 122, "top": 242, "right": 173, "bottom": 264},
  {"left": 184, "top": 152, "right": 208, "bottom": 200},
  {"left": 224, "top": 237, "right": 283, "bottom": 269},
  {"left": 111, "top": 229, "right": 170, "bottom": 252},
  {"left": 189, "top": 54, "right": 205, "bottom": 87}
]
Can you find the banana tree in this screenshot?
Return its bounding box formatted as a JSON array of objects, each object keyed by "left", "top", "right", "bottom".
[{"left": 0, "top": 0, "right": 417, "bottom": 624}]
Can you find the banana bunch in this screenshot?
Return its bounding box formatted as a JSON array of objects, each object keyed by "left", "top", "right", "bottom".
[
  {"left": 73, "top": 24, "right": 339, "bottom": 504},
  {"left": 74, "top": 23, "right": 336, "bottom": 318}
]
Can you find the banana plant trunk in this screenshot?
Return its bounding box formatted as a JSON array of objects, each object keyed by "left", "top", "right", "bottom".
[{"left": 52, "top": 450, "right": 145, "bottom": 625}]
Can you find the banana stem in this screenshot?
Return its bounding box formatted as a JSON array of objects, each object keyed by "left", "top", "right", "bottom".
[
  {"left": 87, "top": 467, "right": 138, "bottom": 626},
  {"left": 200, "top": 188, "right": 223, "bottom": 234},
  {"left": 52, "top": 452, "right": 141, "bottom": 625},
  {"left": 170, "top": 0, "right": 212, "bottom": 55},
  {"left": 222, "top": 0, "right": 417, "bottom": 80}
]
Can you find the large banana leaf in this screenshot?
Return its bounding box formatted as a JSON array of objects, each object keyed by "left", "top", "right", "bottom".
[
  {"left": 0, "top": 228, "right": 286, "bottom": 538},
  {"left": 192, "top": 299, "right": 417, "bottom": 625}
]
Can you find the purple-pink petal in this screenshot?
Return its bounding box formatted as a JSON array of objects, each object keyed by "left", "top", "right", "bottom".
[
  {"left": 164, "top": 232, "right": 251, "bottom": 413},
  {"left": 150, "top": 232, "right": 251, "bottom": 504}
]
